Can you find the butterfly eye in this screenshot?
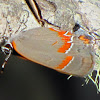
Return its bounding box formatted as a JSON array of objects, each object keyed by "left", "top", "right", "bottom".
[{"left": 73, "top": 23, "right": 80, "bottom": 32}]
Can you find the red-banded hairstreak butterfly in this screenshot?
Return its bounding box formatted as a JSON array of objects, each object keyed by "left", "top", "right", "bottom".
[{"left": 7, "top": 26, "right": 94, "bottom": 77}]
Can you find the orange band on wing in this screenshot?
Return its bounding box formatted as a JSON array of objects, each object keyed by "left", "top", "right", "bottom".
[
  {"left": 58, "top": 32, "right": 72, "bottom": 53},
  {"left": 58, "top": 43, "right": 71, "bottom": 53},
  {"left": 12, "top": 41, "right": 28, "bottom": 60},
  {"left": 52, "top": 41, "right": 58, "bottom": 45},
  {"left": 12, "top": 41, "right": 17, "bottom": 50},
  {"left": 79, "top": 35, "right": 90, "bottom": 44},
  {"left": 12, "top": 41, "right": 22, "bottom": 56},
  {"left": 49, "top": 28, "right": 66, "bottom": 33},
  {"left": 49, "top": 28, "right": 73, "bottom": 53},
  {"left": 56, "top": 56, "right": 73, "bottom": 69}
]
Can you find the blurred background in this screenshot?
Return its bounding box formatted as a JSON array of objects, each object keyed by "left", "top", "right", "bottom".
[{"left": 0, "top": 52, "right": 100, "bottom": 100}]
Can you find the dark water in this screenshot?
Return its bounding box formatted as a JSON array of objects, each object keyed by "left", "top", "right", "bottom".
[{"left": 0, "top": 52, "right": 100, "bottom": 100}]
